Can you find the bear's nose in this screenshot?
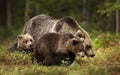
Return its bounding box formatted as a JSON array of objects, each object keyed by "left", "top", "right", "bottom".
[
  {"left": 90, "top": 54, "right": 95, "bottom": 57},
  {"left": 29, "top": 45, "right": 32, "bottom": 48}
]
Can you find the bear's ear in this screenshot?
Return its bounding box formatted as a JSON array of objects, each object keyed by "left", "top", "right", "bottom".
[
  {"left": 17, "top": 35, "right": 23, "bottom": 40},
  {"left": 25, "top": 33, "right": 31, "bottom": 36},
  {"left": 72, "top": 38, "right": 79, "bottom": 45},
  {"left": 75, "top": 30, "right": 85, "bottom": 38},
  {"left": 59, "top": 16, "right": 78, "bottom": 28},
  {"left": 79, "top": 37, "right": 84, "bottom": 43}
]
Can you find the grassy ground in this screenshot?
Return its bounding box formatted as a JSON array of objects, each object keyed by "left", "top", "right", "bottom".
[{"left": 0, "top": 33, "right": 120, "bottom": 75}]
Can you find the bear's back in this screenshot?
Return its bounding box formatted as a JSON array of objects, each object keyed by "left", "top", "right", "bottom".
[
  {"left": 35, "top": 33, "right": 61, "bottom": 53},
  {"left": 34, "top": 33, "right": 76, "bottom": 65}
]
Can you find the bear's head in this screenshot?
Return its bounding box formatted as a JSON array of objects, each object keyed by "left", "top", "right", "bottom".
[
  {"left": 57, "top": 17, "right": 95, "bottom": 58},
  {"left": 17, "top": 33, "right": 34, "bottom": 50},
  {"left": 57, "top": 34, "right": 85, "bottom": 54},
  {"left": 75, "top": 30, "right": 95, "bottom": 57}
]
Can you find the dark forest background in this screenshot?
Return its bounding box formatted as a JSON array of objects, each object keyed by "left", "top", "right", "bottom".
[
  {"left": 0, "top": 1, "right": 120, "bottom": 75},
  {"left": 0, "top": 0, "right": 120, "bottom": 40}
]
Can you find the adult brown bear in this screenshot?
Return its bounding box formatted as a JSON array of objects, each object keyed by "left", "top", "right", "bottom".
[
  {"left": 9, "top": 14, "right": 95, "bottom": 57},
  {"left": 33, "top": 33, "right": 85, "bottom": 66}
]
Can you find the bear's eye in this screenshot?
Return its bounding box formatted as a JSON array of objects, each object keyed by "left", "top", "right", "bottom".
[
  {"left": 86, "top": 45, "right": 92, "bottom": 50},
  {"left": 30, "top": 39, "right": 33, "bottom": 42},
  {"left": 24, "top": 40, "right": 28, "bottom": 44},
  {"left": 78, "top": 34, "right": 85, "bottom": 38},
  {"left": 72, "top": 40, "right": 79, "bottom": 45}
]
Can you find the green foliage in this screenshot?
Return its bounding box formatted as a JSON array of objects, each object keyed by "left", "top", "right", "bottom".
[
  {"left": 0, "top": 25, "right": 23, "bottom": 40},
  {"left": 0, "top": 0, "right": 24, "bottom": 40},
  {"left": 97, "top": 0, "right": 120, "bottom": 16},
  {"left": 6, "top": 51, "right": 32, "bottom": 65},
  {"left": 92, "top": 32, "right": 120, "bottom": 49},
  {"left": 1, "top": 0, "right": 120, "bottom": 40},
  {"left": 0, "top": 33, "right": 120, "bottom": 75},
  {"left": 39, "top": 0, "right": 82, "bottom": 18}
]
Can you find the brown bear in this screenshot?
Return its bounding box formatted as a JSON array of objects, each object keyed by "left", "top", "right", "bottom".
[
  {"left": 33, "top": 33, "right": 85, "bottom": 66},
  {"left": 9, "top": 33, "right": 34, "bottom": 53},
  {"left": 9, "top": 14, "right": 95, "bottom": 57}
]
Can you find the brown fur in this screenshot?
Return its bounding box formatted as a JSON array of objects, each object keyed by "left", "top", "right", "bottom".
[
  {"left": 9, "top": 14, "right": 95, "bottom": 57},
  {"left": 33, "top": 33, "right": 84, "bottom": 66},
  {"left": 8, "top": 33, "right": 34, "bottom": 53}
]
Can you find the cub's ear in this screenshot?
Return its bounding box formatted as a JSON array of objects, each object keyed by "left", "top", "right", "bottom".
[
  {"left": 17, "top": 35, "right": 23, "bottom": 40},
  {"left": 72, "top": 38, "right": 79, "bottom": 45},
  {"left": 25, "top": 33, "right": 31, "bottom": 36},
  {"left": 75, "top": 30, "right": 85, "bottom": 38},
  {"left": 79, "top": 37, "right": 84, "bottom": 43}
]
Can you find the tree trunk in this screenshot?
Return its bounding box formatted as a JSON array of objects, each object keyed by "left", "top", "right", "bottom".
[
  {"left": 35, "top": 1, "right": 40, "bottom": 15},
  {"left": 24, "top": 0, "right": 30, "bottom": 23},
  {"left": 82, "top": 0, "right": 89, "bottom": 26},
  {"left": 116, "top": 10, "right": 119, "bottom": 34},
  {"left": 115, "top": 0, "right": 120, "bottom": 34},
  {"left": 6, "top": 0, "right": 12, "bottom": 28}
]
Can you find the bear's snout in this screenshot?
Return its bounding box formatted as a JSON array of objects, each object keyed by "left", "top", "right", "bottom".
[
  {"left": 29, "top": 44, "right": 33, "bottom": 48},
  {"left": 89, "top": 54, "right": 95, "bottom": 57},
  {"left": 87, "top": 53, "right": 95, "bottom": 57}
]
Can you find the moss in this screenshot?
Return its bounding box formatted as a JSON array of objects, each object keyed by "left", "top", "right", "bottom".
[{"left": 0, "top": 33, "right": 120, "bottom": 75}]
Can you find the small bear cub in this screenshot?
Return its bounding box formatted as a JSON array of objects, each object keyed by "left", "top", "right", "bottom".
[
  {"left": 33, "top": 33, "right": 85, "bottom": 66},
  {"left": 9, "top": 33, "right": 34, "bottom": 53}
]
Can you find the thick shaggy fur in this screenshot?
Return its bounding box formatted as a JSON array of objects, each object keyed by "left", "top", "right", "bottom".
[
  {"left": 8, "top": 34, "right": 34, "bottom": 53},
  {"left": 9, "top": 14, "right": 95, "bottom": 57},
  {"left": 33, "top": 33, "right": 84, "bottom": 66}
]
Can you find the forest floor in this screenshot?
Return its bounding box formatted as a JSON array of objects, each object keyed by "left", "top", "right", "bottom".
[{"left": 0, "top": 33, "right": 120, "bottom": 75}]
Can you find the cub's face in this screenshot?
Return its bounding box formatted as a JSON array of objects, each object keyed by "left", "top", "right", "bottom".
[
  {"left": 17, "top": 33, "right": 34, "bottom": 50},
  {"left": 75, "top": 30, "right": 95, "bottom": 57},
  {"left": 64, "top": 34, "right": 85, "bottom": 54}
]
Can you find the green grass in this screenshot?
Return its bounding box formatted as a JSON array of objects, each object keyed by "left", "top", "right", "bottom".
[{"left": 0, "top": 33, "right": 120, "bottom": 75}]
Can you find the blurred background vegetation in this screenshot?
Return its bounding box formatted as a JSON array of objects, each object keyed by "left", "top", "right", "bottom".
[
  {"left": 0, "top": 0, "right": 120, "bottom": 75},
  {"left": 0, "top": 0, "right": 120, "bottom": 40}
]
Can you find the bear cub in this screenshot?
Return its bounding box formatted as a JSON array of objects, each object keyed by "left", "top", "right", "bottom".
[
  {"left": 33, "top": 33, "right": 84, "bottom": 66},
  {"left": 9, "top": 33, "right": 34, "bottom": 53}
]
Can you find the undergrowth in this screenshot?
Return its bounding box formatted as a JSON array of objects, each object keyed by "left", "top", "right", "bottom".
[{"left": 0, "top": 33, "right": 120, "bottom": 75}]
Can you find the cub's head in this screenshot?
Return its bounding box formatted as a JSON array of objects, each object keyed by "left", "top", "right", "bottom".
[
  {"left": 75, "top": 30, "right": 95, "bottom": 58},
  {"left": 17, "top": 33, "right": 34, "bottom": 50},
  {"left": 59, "top": 34, "right": 85, "bottom": 54}
]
